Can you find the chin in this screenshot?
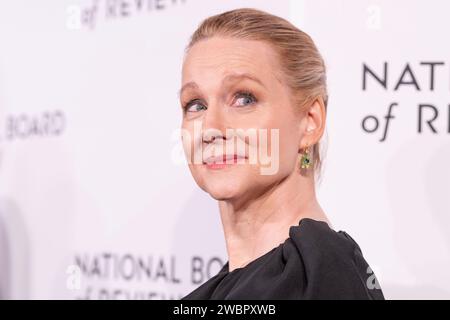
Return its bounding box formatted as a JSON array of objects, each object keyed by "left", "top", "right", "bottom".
[
  {"left": 207, "top": 189, "right": 239, "bottom": 201},
  {"left": 201, "top": 178, "right": 244, "bottom": 201}
]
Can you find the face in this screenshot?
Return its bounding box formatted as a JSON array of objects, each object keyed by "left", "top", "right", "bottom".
[{"left": 179, "top": 36, "right": 307, "bottom": 203}]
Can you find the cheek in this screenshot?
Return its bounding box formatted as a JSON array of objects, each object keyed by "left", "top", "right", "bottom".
[
  {"left": 255, "top": 118, "right": 299, "bottom": 173},
  {"left": 181, "top": 132, "right": 192, "bottom": 162},
  {"left": 277, "top": 123, "right": 301, "bottom": 167},
  {"left": 181, "top": 122, "right": 201, "bottom": 163}
]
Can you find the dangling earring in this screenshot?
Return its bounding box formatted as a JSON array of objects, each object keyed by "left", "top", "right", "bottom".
[{"left": 300, "top": 144, "right": 312, "bottom": 169}]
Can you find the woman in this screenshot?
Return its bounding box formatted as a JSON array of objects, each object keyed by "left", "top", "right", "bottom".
[{"left": 179, "top": 8, "right": 384, "bottom": 300}]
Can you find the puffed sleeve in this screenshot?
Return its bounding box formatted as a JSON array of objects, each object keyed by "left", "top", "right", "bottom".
[{"left": 286, "top": 218, "right": 385, "bottom": 299}]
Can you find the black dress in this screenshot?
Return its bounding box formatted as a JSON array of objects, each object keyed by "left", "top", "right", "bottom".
[{"left": 182, "top": 218, "right": 385, "bottom": 300}]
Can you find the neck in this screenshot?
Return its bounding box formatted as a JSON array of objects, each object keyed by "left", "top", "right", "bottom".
[{"left": 218, "top": 171, "right": 330, "bottom": 272}]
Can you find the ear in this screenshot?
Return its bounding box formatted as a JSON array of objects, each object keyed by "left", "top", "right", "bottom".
[{"left": 299, "top": 96, "right": 326, "bottom": 151}]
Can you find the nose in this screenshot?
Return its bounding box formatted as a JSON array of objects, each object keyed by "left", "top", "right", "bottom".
[{"left": 201, "top": 103, "right": 228, "bottom": 144}]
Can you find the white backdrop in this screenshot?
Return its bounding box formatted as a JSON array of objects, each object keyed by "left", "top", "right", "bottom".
[{"left": 0, "top": 0, "right": 449, "bottom": 299}]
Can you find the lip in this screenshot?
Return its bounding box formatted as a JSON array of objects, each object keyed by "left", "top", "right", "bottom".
[{"left": 203, "top": 154, "right": 248, "bottom": 169}]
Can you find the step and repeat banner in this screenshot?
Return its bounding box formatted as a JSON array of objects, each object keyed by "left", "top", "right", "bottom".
[{"left": 0, "top": 0, "right": 449, "bottom": 299}]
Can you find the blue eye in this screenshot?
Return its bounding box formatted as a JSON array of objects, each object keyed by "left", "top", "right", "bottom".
[
  {"left": 184, "top": 100, "right": 207, "bottom": 113},
  {"left": 234, "top": 91, "right": 257, "bottom": 107},
  {"left": 182, "top": 91, "right": 257, "bottom": 113}
]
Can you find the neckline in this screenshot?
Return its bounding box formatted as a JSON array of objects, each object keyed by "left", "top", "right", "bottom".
[
  {"left": 220, "top": 217, "right": 333, "bottom": 275},
  {"left": 220, "top": 242, "right": 283, "bottom": 275}
]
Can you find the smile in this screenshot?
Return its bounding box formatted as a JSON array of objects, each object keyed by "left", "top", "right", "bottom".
[{"left": 203, "top": 154, "right": 248, "bottom": 169}]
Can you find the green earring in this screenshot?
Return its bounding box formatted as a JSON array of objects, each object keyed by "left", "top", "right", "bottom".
[{"left": 300, "top": 145, "right": 311, "bottom": 169}]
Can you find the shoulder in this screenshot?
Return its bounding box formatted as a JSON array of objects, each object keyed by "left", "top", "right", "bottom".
[{"left": 284, "top": 218, "right": 384, "bottom": 299}]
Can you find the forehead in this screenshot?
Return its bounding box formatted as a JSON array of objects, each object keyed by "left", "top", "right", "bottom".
[{"left": 181, "top": 37, "right": 281, "bottom": 82}]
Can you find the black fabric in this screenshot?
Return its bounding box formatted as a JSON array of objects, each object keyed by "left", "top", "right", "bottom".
[{"left": 182, "top": 218, "right": 385, "bottom": 300}]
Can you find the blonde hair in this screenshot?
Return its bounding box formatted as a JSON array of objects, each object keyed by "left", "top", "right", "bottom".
[{"left": 184, "top": 7, "right": 328, "bottom": 182}]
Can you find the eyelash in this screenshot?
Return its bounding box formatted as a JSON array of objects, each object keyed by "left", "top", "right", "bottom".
[{"left": 182, "top": 91, "right": 257, "bottom": 112}]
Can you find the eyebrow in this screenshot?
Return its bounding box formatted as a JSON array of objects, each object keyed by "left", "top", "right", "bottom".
[{"left": 178, "top": 72, "right": 265, "bottom": 98}]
